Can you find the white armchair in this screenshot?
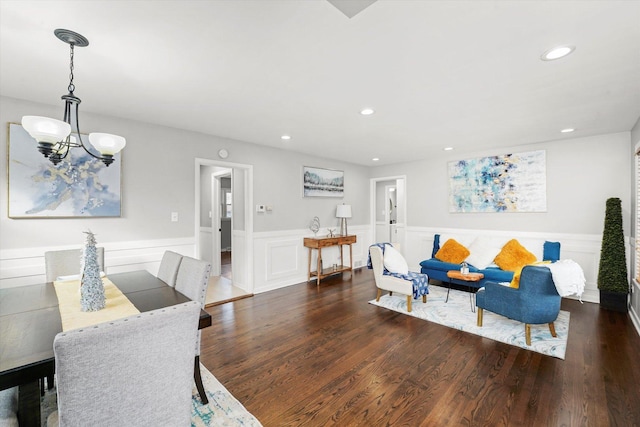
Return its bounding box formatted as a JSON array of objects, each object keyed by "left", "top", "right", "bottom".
[{"left": 369, "top": 244, "right": 427, "bottom": 312}]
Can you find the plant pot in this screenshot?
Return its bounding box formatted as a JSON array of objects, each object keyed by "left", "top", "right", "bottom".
[{"left": 599, "top": 290, "right": 628, "bottom": 313}]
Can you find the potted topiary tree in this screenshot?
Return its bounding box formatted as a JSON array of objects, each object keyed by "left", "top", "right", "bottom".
[{"left": 597, "top": 197, "right": 629, "bottom": 312}]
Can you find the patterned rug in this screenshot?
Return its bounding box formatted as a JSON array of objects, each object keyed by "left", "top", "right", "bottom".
[
  {"left": 369, "top": 285, "right": 569, "bottom": 359},
  {"left": 41, "top": 364, "right": 262, "bottom": 426}
]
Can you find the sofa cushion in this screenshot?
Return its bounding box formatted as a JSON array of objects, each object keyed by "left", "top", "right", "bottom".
[
  {"left": 383, "top": 244, "right": 409, "bottom": 275},
  {"left": 482, "top": 266, "right": 515, "bottom": 283},
  {"left": 465, "top": 237, "right": 504, "bottom": 269},
  {"left": 543, "top": 241, "right": 561, "bottom": 261},
  {"left": 435, "top": 239, "right": 470, "bottom": 264},
  {"left": 494, "top": 239, "right": 537, "bottom": 271}
]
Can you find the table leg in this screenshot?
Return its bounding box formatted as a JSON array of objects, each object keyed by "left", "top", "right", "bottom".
[
  {"left": 18, "top": 380, "right": 40, "bottom": 427},
  {"left": 316, "top": 248, "right": 322, "bottom": 286},
  {"left": 307, "top": 248, "right": 312, "bottom": 282},
  {"left": 469, "top": 285, "right": 475, "bottom": 313},
  {"left": 349, "top": 244, "right": 353, "bottom": 275}
]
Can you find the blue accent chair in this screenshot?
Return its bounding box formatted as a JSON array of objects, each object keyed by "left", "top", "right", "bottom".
[{"left": 475, "top": 265, "right": 561, "bottom": 346}]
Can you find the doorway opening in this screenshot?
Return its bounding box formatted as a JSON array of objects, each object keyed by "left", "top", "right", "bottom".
[
  {"left": 370, "top": 175, "right": 407, "bottom": 249},
  {"left": 195, "top": 158, "right": 254, "bottom": 306}
]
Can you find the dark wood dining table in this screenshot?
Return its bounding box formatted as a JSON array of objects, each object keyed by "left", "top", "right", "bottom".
[{"left": 0, "top": 270, "right": 212, "bottom": 427}]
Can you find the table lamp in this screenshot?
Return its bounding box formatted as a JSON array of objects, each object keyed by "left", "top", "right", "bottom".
[{"left": 336, "top": 204, "right": 352, "bottom": 236}]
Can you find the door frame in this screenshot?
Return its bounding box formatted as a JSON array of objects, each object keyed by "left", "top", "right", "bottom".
[{"left": 195, "top": 158, "right": 254, "bottom": 292}]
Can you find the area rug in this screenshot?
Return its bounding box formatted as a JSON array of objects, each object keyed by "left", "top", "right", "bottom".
[
  {"left": 369, "top": 285, "right": 569, "bottom": 359},
  {"left": 41, "top": 364, "right": 262, "bottom": 426}
]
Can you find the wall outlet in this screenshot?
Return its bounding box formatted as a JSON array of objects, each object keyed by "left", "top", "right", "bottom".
[
  {"left": 256, "top": 204, "right": 266, "bottom": 213},
  {"left": 171, "top": 212, "right": 178, "bottom": 222}
]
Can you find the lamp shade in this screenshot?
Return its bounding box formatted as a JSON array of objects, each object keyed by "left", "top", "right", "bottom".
[
  {"left": 336, "top": 204, "right": 352, "bottom": 218},
  {"left": 88, "top": 133, "right": 127, "bottom": 155},
  {"left": 21, "top": 116, "right": 71, "bottom": 143}
]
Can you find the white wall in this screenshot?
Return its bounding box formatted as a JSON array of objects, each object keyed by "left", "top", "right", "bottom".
[
  {"left": 0, "top": 96, "right": 370, "bottom": 288},
  {"left": 371, "top": 133, "right": 631, "bottom": 235}
]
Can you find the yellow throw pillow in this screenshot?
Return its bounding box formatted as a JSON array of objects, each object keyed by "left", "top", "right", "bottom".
[
  {"left": 509, "top": 266, "right": 524, "bottom": 288},
  {"left": 509, "top": 260, "right": 552, "bottom": 288},
  {"left": 435, "top": 239, "right": 470, "bottom": 264},
  {"left": 494, "top": 239, "right": 537, "bottom": 272}
]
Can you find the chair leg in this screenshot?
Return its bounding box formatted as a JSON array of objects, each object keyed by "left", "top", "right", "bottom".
[
  {"left": 376, "top": 289, "right": 382, "bottom": 302},
  {"left": 194, "top": 356, "right": 208, "bottom": 405},
  {"left": 525, "top": 324, "right": 532, "bottom": 346},
  {"left": 548, "top": 322, "right": 557, "bottom": 337},
  {"left": 422, "top": 295, "right": 427, "bottom": 303},
  {"left": 477, "top": 308, "right": 483, "bottom": 326},
  {"left": 389, "top": 291, "right": 393, "bottom": 296},
  {"left": 406, "top": 296, "right": 412, "bottom": 312},
  {"left": 47, "top": 373, "right": 54, "bottom": 390}
]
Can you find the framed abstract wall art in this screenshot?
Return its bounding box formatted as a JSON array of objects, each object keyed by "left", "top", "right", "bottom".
[
  {"left": 303, "top": 166, "right": 344, "bottom": 197},
  {"left": 8, "top": 123, "right": 122, "bottom": 218},
  {"left": 448, "top": 150, "right": 546, "bottom": 213}
]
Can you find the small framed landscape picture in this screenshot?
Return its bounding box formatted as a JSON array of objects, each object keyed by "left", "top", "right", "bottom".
[{"left": 302, "top": 166, "right": 344, "bottom": 198}]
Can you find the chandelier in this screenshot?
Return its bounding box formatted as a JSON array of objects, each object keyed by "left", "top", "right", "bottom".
[{"left": 21, "top": 29, "right": 125, "bottom": 167}]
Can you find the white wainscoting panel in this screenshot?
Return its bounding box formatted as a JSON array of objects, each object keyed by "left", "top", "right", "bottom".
[
  {"left": 252, "top": 225, "right": 371, "bottom": 294},
  {"left": 0, "top": 237, "right": 195, "bottom": 289}
]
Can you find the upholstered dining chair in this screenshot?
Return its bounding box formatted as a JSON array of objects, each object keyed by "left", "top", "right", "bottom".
[
  {"left": 368, "top": 244, "right": 428, "bottom": 312},
  {"left": 0, "top": 387, "right": 18, "bottom": 427},
  {"left": 47, "top": 301, "right": 201, "bottom": 427},
  {"left": 41, "top": 247, "right": 105, "bottom": 394},
  {"left": 44, "top": 247, "right": 105, "bottom": 282},
  {"left": 175, "top": 256, "right": 212, "bottom": 404},
  {"left": 157, "top": 250, "right": 183, "bottom": 287},
  {"left": 476, "top": 265, "right": 561, "bottom": 346}
]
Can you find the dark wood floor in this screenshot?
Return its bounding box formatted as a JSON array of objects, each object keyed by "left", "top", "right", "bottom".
[{"left": 200, "top": 268, "right": 640, "bottom": 426}]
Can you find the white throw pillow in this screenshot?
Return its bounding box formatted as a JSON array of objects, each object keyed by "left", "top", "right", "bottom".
[
  {"left": 465, "top": 237, "right": 505, "bottom": 270},
  {"left": 517, "top": 238, "right": 545, "bottom": 261},
  {"left": 383, "top": 244, "right": 409, "bottom": 275}
]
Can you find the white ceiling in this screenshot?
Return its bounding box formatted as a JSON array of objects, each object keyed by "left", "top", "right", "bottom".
[{"left": 1, "top": 0, "right": 639, "bottom": 166}]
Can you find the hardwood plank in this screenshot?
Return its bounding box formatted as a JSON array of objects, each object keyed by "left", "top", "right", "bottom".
[{"left": 200, "top": 268, "right": 640, "bottom": 426}]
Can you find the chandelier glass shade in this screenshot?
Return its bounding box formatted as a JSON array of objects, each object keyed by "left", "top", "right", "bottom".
[{"left": 21, "top": 29, "right": 125, "bottom": 167}]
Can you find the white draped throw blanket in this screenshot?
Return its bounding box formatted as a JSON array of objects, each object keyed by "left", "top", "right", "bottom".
[{"left": 547, "top": 259, "right": 586, "bottom": 301}]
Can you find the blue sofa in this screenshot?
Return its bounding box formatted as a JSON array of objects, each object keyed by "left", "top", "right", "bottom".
[{"left": 419, "top": 234, "right": 561, "bottom": 287}]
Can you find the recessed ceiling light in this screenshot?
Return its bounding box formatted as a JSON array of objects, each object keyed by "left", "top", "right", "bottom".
[
  {"left": 541, "top": 45, "right": 575, "bottom": 61},
  {"left": 561, "top": 128, "right": 575, "bottom": 133},
  {"left": 360, "top": 108, "right": 375, "bottom": 115},
  {"left": 281, "top": 135, "right": 291, "bottom": 140},
  {"left": 444, "top": 147, "right": 454, "bottom": 151},
  {"left": 372, "top": 157, "right": 379, "bottom": 161}
]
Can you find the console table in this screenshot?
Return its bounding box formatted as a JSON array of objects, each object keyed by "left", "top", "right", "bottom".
[{"left": 303, "top": 235, "right": 357, "bottom": 286}]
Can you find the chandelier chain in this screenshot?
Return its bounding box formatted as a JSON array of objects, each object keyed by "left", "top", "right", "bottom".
[{"left": 68, "top": 44, "right": 75, "bottom": 94}]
